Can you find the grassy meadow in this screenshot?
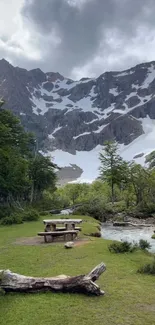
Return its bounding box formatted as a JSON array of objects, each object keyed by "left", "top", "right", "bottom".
[{"left": 0, "top": 215, "right": 155, "bottom": 325}]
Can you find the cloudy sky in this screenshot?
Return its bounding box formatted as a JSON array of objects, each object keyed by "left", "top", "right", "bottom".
[{"left": 0, "top": 0, "right": 155, "bottom": 79}]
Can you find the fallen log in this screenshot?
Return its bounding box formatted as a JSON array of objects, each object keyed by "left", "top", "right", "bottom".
[
  {"left": 0, "top": 262, "right": 106, "bottom": 296},
  {"left": 113, "top": 221, "right": 153, "bottom": 227}
]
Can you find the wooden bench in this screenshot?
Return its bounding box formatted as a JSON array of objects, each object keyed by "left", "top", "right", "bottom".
[{"left": 38, "top": 230, "right": 78, "bottom": 243}]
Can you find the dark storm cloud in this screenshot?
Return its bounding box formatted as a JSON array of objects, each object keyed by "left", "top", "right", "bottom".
[
  {"left": 20, "top": 0, "right": 155, "bottom": 75},
  {"left": 1, "top": 0, "right": 155, "bottom": 77}
]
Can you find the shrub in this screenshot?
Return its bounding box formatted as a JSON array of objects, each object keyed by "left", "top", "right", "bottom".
[
  {"left": 39, "top": 211, "right": 51, "bottom": 217},
  {"left": 151, "top": 234, "right": 155, "bottom": 239},
  {"left": 1, "top": 213, "right": 23, "bottom": 225},
  {"left": 139, "top": 239, "right": 151, "bottom": 250},
  {"left": 73, "top": 205, "right": 88, "bottom": 216},
  {"left": 138, "top": 259, "right": 155, "bottom": 275},
  {"left": 90, "top": 232, "right": 101, "bottom": 238},
  {"left": 105, "top": 201, "right": 126, "bottom": 214},
  {"left": 108, "top": 241, "right": 136, "bottom": 253},
  {"left": 0, "top": 206, "right": 13, "bottom": 220},
  {"left": 0, "top": 208, "right": 40, "bottom": 225},
  {"left": 22, "top": 209, "right": 40, "bottom": 222},
  {"left": 73, "top": 198, "right": 107, "bottom": 221}
]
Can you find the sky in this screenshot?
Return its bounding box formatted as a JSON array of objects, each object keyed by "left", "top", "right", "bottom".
[{"left": 1, "top": 0, "right": 155, "bottom": 79}]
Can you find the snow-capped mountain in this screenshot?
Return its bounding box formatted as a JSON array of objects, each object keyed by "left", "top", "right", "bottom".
[{"left": 1, "top": 58, "right": 155, "bottom": 182}]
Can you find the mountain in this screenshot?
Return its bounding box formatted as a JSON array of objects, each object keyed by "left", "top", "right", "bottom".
[{"left": 0, "top": 58, "right": 155, "bottom": 182}]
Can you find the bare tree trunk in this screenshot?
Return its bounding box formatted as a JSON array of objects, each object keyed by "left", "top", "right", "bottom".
[
  {"left": 30, "top": 181, "right": 34, "bottom": 204},
  {"left": 0, "top": 263, "right": 106, "bottom": 296},
  {"left": 111, "top": 180, "right": 114, "bottom": 205}
]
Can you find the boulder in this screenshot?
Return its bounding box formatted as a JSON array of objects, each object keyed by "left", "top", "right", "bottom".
[{"left": 64, "top": 241, "right": 74, "bottom": 249}]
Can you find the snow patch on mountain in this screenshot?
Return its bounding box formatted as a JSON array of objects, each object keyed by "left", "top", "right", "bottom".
[
  {"left": 109, "top": 87, "right": 120, "bottom": 96},
  {"left": 132, "top": 83, "right": 140, "bottom": 90},
  {"left": 114, "top": 94, "right": 153, "bottom": 116},
  {"left": 115, "top": 70, "right": 134, "bottom": 77},
  {"left": 73, "top": 131, "right": 91, "bottom": 139},
  {"left": 30, "top": 81, "right": 99, "bottom": 115},
  {"left": 93, "top": 124, "right": 108, "bottom": 133},
  {"left": 89, "top": 85, "right": 97, "bottom": 98},
  {"left": 84, "top": 118, "right": 99, "bottom": 125},
  {"left": 49, "top": 115, "right": 155, "bottom": 183},
  {"left": 126, "top": 92, "right": 137, "bottom": 100},
  {"left": 50, "top": 145, "right": 102, "bottom": 183},
  {"left": 120, "top": 116, "right": 155, "bottom": 165},
  {"left": 49, "top": 134, "right": 55, "bottom": 139},
  {"left": 74, "top": 97, "right": 95, "bottom": 113},
  {"left": 141, "top": 64, "right": 155, "bottom": 89},
  {"left": 103, "top": 103, "right": 116, "bottom": 118},
  {"left": 52, "top": 126, "right": 62, "bottom": 135},
  {"left": 31, "top": 95, "right": 49, "bottom": 115}
]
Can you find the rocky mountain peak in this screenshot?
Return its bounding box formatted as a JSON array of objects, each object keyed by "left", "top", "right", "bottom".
[
  {"left": 0, "top": 58, "right": 14, "bottom": 76},
  {"left": 46, "top": 72, "right": 65, "bottom": 82}
]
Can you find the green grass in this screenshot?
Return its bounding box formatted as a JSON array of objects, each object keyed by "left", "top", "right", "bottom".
[{"left": 0, "top": 215, "right": 155, "bottom": 325}]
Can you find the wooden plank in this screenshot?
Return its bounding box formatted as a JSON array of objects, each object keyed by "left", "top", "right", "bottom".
[
  {"left": 43, "top": 219, "right": 82, "bottom": 225},
  {"left": 44, "top": 225, "right": 82, "bottom": 232},
  {"left": 38, "top": 230, "right": 78, "bottom": 236},
  {"left": 38, "top": 230, "right": 78, "bottom": 243},
  {"left": 44, "top": 226, "right": 81, "bottom": 232}
]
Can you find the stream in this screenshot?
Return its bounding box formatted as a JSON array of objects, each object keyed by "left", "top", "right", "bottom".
[{"left": 101, "top": 223, "right": 155, "bottom": 253}]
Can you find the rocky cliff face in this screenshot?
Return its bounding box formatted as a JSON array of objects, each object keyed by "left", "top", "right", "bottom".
[{"left": 1, "top": 58, "right": 155, "bottom": 181}]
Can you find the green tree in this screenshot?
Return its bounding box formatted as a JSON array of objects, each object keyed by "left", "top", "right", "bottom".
[
  {"left": 0, "top": 105, "right": 57, "bottom": 211},
  {"left": 29, "top": 154, "right": 57, "bottom": 203},
  {"left": 145, "top": 151, "right": 155, "bottom": 169},
  {"left": 129, "top": 163, "right": 148, "bottom": 206},
  {"left": 64, "top": 183, "right": 82, "bottom": 205},
  {"left": 99, "top": 141, "right": 127, "bottom": 203},
  {"left": 0, "top": 108, "right": 34, "bottom": 156},
  {"left": 0, "top": 107, "right": 34, "bottom": 204}
]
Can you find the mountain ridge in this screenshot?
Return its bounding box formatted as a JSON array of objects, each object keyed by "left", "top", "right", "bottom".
[{"left": 1, "top": 58, "right": 155, "bottom": 182}]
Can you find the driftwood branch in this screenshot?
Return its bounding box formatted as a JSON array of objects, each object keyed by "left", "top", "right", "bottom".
[{"left": 0, "top": 262, "right": 106, "bottom": 296}]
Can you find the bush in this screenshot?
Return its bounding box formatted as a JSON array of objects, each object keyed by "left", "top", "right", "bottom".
[
  {"left": 105, "top": 201, "right": 126, "bottom": 214},
  {"left": 73, "top": 205, "right": 88, "bottom": 216},
  {"left": 0, "top": 206, "right": 13, "bottom": 220},
  {"left": 73, "top": 198, "right": 107, "bottom": 221},
  {"left": 90, "top": 232, "right": 101, "bottom": 238},
  {"left": 108, "top": 241, "right": 136, "bottom": 253},
  {"left": 151, "top": 234, "right": 155, "bottom": 239},
  {"left": 1, "top": 213, "right": 23, "bottom": 225},
  {"left": 138, "top": 259, "right": 155, "bottom": 275},
  {"left": 0, "top": 208, "right": 40, "bottom": 225},
  {"left": 139, "top": 239, "right": 151, "bottom": 250},
  {"left": 22, "top": 209, "right": 40, "bottom": 222}
]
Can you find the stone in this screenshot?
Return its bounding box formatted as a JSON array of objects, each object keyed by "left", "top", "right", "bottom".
[{"left": 64, "top": 241, "right": 74, "bottom": 249}]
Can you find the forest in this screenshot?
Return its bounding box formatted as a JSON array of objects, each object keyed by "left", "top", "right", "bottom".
[{"left": 0, "top": 101, "right": 57, "bottom": 224}]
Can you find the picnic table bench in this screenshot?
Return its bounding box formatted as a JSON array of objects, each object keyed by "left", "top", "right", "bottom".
[
  {"left": 38, "top": 230, "right": 78, "bottom": 243},
  {"left": 38, "top": 219, "right": 82, "bottom": 243}
]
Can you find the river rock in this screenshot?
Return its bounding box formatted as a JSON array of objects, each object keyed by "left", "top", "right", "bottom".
[{"left": 64, "top": 241, "right": 74, "bottom": 249}]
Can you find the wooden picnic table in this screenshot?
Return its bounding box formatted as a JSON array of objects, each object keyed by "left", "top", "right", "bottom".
[
  {"left": 43, "top": 219, "right": 82, "bottom": 231},
  {"left": 38, "top": 219, "right": 82, "bottom": 242}
]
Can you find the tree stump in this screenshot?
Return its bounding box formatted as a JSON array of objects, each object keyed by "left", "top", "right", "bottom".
[{"left": 0, "top": 262, "right": 106, "bottom": 296}]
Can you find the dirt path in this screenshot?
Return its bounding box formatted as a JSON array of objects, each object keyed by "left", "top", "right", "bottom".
[{"left": 14, "top": 236, "right": 91, "bottom": 247}]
